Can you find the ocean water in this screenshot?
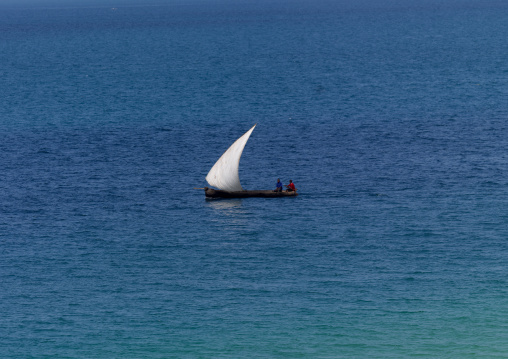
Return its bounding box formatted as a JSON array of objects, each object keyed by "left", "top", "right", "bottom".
[{"left": 1, "top": 0, "right": 508, "bottom": 357}]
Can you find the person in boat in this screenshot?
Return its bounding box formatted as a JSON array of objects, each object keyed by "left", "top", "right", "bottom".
[
  {"left": 274, "top": 178, "right": 283, "bottom": 192},
  {"left": 285, "top": 179, "right": 296, "bottom": 192}
]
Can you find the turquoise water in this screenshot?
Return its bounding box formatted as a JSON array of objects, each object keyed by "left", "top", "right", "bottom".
[{"left": 1, "top": 1, "right": 508, "bottom": 357}]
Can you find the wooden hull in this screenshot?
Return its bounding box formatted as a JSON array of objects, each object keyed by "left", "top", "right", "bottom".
[{"left": 205, "top": 187, "right": 298, "bottom": 198}]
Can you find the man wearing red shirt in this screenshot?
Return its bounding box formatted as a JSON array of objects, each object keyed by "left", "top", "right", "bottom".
[{"left": 285, "top": 180, "right": 296, "bottom": 192}]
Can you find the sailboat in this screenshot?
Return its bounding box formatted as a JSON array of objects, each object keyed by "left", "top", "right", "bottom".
[{"left": 204, "top": 124, "right": 298, "bottom": 198}]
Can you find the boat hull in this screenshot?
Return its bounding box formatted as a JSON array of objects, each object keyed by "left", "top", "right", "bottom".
[{"left": 205, "top": 187, "right": 298, "bottom": 198}]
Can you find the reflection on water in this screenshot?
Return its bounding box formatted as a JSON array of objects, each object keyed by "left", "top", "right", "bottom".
[
  {"left": 205, "top": 199, "right": 249, "bottom": 226},
  {"left": 206, "top": 198, "right": 243, "bottom": 212}
]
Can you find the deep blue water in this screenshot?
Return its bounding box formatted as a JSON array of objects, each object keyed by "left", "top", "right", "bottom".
[{"left": 1, "top": 0, "right": 508, "bottom": 357}]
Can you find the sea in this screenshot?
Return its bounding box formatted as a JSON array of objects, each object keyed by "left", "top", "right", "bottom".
[{"left": 1, "top": 0, "right": 508, "bottom": 357}]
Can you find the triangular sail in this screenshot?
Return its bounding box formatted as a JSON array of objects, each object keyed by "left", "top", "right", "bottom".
[{"left": 206, "top": 124, "right": 256, "bottom": 192}]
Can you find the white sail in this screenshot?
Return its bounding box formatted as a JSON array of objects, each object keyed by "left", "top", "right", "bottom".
[{"left": 206, "top": 124, "right": 256, "bottom": 192}]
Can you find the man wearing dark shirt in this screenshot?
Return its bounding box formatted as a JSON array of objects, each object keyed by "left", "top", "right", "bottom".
[{"left": 274, "top": 178, "right": 283, "bottom": 192}]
